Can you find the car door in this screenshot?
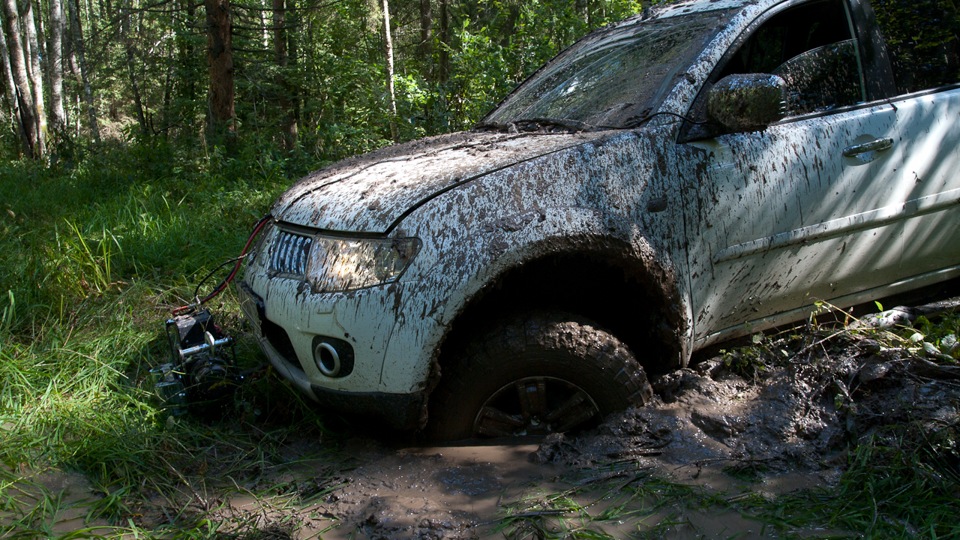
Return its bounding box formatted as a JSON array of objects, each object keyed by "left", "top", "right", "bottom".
[
  {"left": 868, "top": 0, "right": 960, "bottom": 280},
  {"left": 676, "top": 0, "right": 911, "bottom": 346}
]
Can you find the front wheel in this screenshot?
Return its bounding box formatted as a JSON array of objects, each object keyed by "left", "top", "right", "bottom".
[{"left": 426, "top": 312, "right": 653, "bottom": 441}]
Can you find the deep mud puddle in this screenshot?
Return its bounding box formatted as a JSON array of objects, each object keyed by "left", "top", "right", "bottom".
[{"left": 219, "top": 437, "right": 792, "bottom": 539}]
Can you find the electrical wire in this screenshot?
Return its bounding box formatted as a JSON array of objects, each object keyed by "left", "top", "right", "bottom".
[{"left": 172, "top": 214, "right": 273, "bottom": 316}]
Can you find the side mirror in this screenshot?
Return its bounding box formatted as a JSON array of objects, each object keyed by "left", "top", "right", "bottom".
[{"left": 707, "top": 73, "right": 787, "bottom": 132}]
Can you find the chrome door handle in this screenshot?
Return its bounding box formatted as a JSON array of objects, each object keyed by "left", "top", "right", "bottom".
[{"left": 843, "top": 137, "right": 894, "bottom": 157}]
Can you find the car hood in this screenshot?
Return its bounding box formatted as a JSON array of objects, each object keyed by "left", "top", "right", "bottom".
[{"left": 271, "top": 129, "right": 610, "bottom": 233}]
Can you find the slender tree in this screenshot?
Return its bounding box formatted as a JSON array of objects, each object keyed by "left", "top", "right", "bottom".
[
  {"left": 121, "top": 5, "right": 147, "bottom": 136},
  {"left": 48, "top": 0, "right": 66, "bottom": 135},
  {"left": 382, "top": 0, "right": 396, "bottom": 141},
  {"left": 273, "top": 0, "right": 297, "bottom": 150},
  {"left": 21, "top": 0, "right": 46, "bottom": 155},
  {"left": 68, "top": 0, "right": 99, "bottom": 142},
  {"left": 0, "top": 17, "right": 20, "bottom": 127},
  {"left": 418, "top": 0, "right": 431, "bottom": 67},
  {"left": 438, "top": 0, "right": 449, "bottom": 83}
]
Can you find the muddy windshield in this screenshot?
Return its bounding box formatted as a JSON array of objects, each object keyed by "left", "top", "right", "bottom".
[{"left": 481, "top": 10, "right": 734, "bottom": 130}]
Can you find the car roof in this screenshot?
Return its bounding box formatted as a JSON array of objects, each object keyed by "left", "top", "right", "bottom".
[
  {"left": 599, "top": 0, "right": 768, "bottom": 33},
  {"left": 650, "top": 0, "right": 760, "bottom": 18}
]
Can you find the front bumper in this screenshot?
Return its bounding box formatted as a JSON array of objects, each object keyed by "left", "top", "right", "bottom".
[{"left": 238, "top": 280, "right": 428, "bottom": 429}]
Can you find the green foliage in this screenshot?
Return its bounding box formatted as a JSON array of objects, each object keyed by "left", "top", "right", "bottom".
[
  {"left": 445, "top": 21, "right": 513, "bottom": 129},
  {"left": 0, "top": 140, "right": 291, "bottom": 321},
  {"left": 37, "top": 0, "right": 651, "bottom": 161},
  {"left": 908, "top": 312, "right": 960, "bottom": 361},
  {"left": 871, "top": 0, "right": 960, "bottom": 92}
]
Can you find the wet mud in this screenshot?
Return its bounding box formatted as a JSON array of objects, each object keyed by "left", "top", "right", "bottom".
[{"left": 192, "top": 310, "right": 957, "bottom": 538}]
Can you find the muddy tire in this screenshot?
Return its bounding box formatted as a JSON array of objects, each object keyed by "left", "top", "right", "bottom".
[{"left": 426, "top": 312, "right": 653, "bottom": 441}]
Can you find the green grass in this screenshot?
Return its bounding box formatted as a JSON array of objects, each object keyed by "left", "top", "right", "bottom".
[
  {"left": 738, "top": 435, "right": 960, "bottom": 538},
  {"left": 0, "top": 141, "right": 328, "bottom": 537}
]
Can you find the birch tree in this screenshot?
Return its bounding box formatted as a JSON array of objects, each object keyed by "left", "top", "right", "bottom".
[
  {"left": 48, "top": 0, "right": 66, "bottom": 134},
  {"left": 21, "top": 0, "right": 45, "bottom": 154},
  {"left": 1, "top": 0, "right": 39, "bottom": 156},
  {"left": 382, "top": 0, "right": 396, "bottom": 141},
  {"left": 0, "top": 18, "right": 20, "bottom": 127}
]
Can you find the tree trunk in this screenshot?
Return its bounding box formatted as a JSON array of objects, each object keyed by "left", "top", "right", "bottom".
[
  {"left": 273, "top": 0, "right": 297, "bottom": 151},
  {"left": 48, "top": 0, "right": 66, "bottom": 135},
  {"left": 2, "top": 0, "right": 38, "bottom": 156},
  {"left": 68, "top": 0, "right": 99, "bottom": 143},
  {"left": 382, "top": 0, "right": 397, "bottom": 141},
  {"left": 121, "top": 7, "right": 147, "bottom": 136},
  {"left": 21, "top": 0, "right": 46, "bottom": 155},
  {"left": 438, "top": 0, "right": 449, "bottom": 84},
  {"left": 204, "top": 0, "right": 235, "bottom": 148},
  {"left": 175, "top": 0, "right": 198, "bottom": 103},
  {"left": 418, "top": 0, "right": 431, "bottom": 65},
  {"left": 161, "top": 19, "right": 173, "bottom": 138},
  {"left": 0, "top": 17, "right": 21, "bottom": 128}
]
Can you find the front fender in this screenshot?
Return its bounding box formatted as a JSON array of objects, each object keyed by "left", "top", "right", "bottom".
[{"left": 379, "top": 204, "right": 690, "bottom": 399}]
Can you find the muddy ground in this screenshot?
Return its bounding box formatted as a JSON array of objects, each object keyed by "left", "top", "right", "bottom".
[
  {"left": 172, "top": 302, "right": 958, "bottom": 539},
  {"left": 11, "top": 303, "right": 960, "bottom": 538}
]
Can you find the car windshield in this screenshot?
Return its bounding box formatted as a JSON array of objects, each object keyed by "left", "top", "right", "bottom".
[{"left": 481, "top": 9, "right": 735, "bottom": 130}]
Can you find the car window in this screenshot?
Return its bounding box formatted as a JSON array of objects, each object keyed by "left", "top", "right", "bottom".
[
  {"left": 869, "top": 0, "right": 960, "bottom": 94},
  {"left": 481, "top": 10, "right": 735, "bottom": 130},
  {"left": 681, "top": 0, "right": 866, "bottom": 140},
  {"left": 717, "top": 0, "right": 864, "bottom": 116}
]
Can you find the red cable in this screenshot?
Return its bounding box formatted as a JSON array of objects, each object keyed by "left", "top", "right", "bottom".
[{"left": 172, "top": 214, "right": 273, "bottom": 316}]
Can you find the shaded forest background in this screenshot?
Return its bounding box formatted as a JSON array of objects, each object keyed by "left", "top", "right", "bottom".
[{"left": 1, "top": 0, "right": 647, "bottom": 164}]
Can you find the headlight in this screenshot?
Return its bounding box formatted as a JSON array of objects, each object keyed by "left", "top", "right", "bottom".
[{"left": 305, "top": 235, "right": 421, "bottom": 293}]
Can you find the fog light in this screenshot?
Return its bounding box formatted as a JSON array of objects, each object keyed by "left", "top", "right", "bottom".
[
  {"left": 314, "top": 342, "right": 340, "bottom": 376},
  {"left": 312, "top": 336, "right": 354, "bottom": 378}
]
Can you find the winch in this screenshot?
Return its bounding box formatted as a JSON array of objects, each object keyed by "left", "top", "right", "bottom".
[
  {"left": 152, "top": 215, "right": 272, "bottom": 415},
  {"left": 152, "top": 308, "right": 242, "bottom": 415}
]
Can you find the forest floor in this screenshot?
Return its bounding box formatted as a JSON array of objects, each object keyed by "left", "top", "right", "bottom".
[{"left": 8, "top": 301, "right": 960, "bottom": 539}]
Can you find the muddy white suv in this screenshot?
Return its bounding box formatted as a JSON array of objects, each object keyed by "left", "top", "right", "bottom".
[{"left": 239, "top": 0, "right": 960, "bottom": 439}]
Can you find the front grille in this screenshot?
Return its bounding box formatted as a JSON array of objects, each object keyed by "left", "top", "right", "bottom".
[{"left": 271, "top": 230, "right": 313, "bottom": 276}]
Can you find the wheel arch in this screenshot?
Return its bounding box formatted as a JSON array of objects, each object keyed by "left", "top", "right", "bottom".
[{"left": 431, "top": 236, "right": 688, "bottom": 392}]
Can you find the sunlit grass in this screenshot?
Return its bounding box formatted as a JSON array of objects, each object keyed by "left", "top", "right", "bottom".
[
  {"left": 738, "top": 435, "right": 960, "bottom": 538},
  {"left": 0, "top": 142, "right": 323, "bottom": 537}
]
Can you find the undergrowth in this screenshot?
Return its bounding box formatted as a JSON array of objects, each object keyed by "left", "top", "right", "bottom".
[{"left": 0, "top": 142, "right": 329, "bottom": 537}]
